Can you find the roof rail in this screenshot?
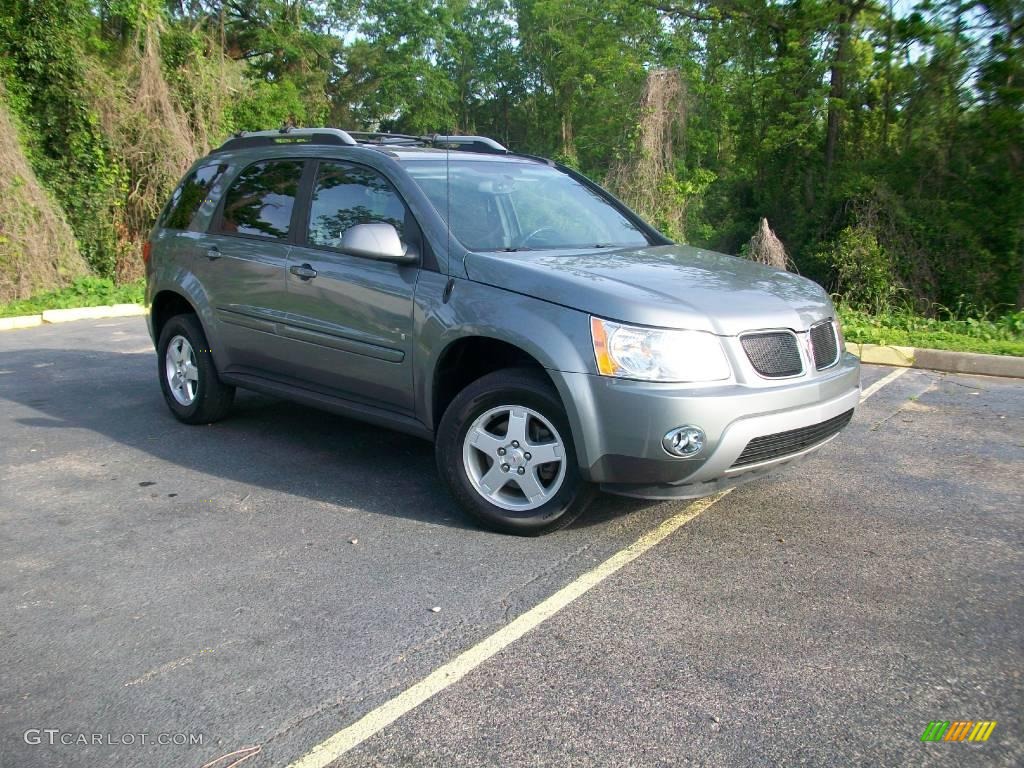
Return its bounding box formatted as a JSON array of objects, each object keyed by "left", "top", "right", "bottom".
[
  {"left": 349, "top": 132, "right": 509, "bottom": 154},
  {"left": 508, "top": 151, "right": 555, "bottom": 166},
  {"left": 213, "top": 127, "right": 357, "bottom": 153},
  {"left": 427, "top": 135, "right": 508, "bottom": 154},
  {"left": 347, "top": 131, "right": 423, "bottom": 146}
]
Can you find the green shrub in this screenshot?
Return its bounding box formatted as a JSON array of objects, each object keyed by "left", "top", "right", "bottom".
[
  {"left": 824, "top": 225, "right": 902, "bottom": 314},
  {"left": 229, "top": 79, "right": 313, "bottom": 133},
  {"left": 838, "top": 305, "right": 1024, "bottom": 357}
]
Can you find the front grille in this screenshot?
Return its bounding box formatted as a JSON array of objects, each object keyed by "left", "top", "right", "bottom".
[
  {"left": 741, "top": 332, "right": 803, "bottom": 378},
  {"left": 731, "top": 409, "right": 855, "bottom": 468},
  {"left": 810, "top": 320, "right": 839, "bottom": 370}
]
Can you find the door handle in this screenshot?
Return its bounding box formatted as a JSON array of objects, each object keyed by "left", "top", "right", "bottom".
[
  {"left": 206, "top": 247, "right": 221, "bottom": 260},
  {"left": 289, "top": 264, "right": 318, "bottom": 280}
]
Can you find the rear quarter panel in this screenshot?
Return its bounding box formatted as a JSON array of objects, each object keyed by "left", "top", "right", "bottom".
[{"left": 147, "top": 230, "right": 225, "bottom": 368}]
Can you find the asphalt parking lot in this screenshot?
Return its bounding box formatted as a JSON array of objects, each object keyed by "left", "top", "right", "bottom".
[{"left": 1, "top": 317, "right": 1021, "bottom": 768}]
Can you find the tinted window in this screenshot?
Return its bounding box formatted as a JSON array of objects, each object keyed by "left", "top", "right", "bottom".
[
  {"left": 220, "top": 160, "right": 304, "bottom": 239},
  {"left": 307, "top": 162, "right": 406, "bottom": 248},
  {"left": 160, "top": 163, "right": 227, "bottom": 230}
]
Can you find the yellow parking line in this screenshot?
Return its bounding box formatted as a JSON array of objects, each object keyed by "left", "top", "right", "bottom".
[
  {"left": 288, "top": 492, "right": 730, "bottom": 768},
  {"left": 860, "top": 367, "right": 910, "bottom": 403},
  {"left": 290, "top": 366, "right": 912, "bottom": 768}
]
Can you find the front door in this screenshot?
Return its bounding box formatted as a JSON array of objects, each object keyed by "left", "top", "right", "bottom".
[
  {"left": 195, "top": 158, "right": 306, "bottom": 375},
  {"left": 281, "top": 160, "right": 418, "bottom": 413}
]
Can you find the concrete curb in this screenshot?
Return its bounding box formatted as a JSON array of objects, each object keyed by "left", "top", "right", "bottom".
[
  {"left": 41, "top": 304, "right": 147, "bottom": 323},
  {"left": 1, "top": 304, "right": 146, "bottom": 330},
  {"left": 845, "top": 342, "right": 915, "bottom": 367},
  {"left": 0, "top": 314, "right": 44, "bottom": 331},
  {"left": 847, "top": 342, "right": 1024, "bottom": 379}
]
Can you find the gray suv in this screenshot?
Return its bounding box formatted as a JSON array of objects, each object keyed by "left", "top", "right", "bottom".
[{"left": 146, "top": 128, "right": 860, "bottom": 535}]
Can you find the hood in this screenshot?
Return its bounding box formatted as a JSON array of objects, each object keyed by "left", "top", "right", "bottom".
[{"left": 464, "top": 244, "right": 833, "bottom": 336}]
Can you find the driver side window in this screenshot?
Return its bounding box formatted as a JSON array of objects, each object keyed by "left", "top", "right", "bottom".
[
  {"left": 509, "top": 183, "right": 595, "bottom": 246},
  {"left": 307, "top": 162, "right": 405, "bottom": 249}
]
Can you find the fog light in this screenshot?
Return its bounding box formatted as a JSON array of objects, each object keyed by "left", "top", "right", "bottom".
[{"left": 662, "top": 426, "right": 705, "bottom": 457}]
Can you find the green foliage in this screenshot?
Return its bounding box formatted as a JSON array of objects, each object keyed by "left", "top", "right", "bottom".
[
  {"left": 229, "top": 79, "right": 309, "bottom": 132},
  {"left": 344, "top": 0, "right": 460, "bottom": 133},
  {"left": 514, "top": 0, "right": 659, "bottom": 168},
  {"left": 823, "top": 226, "right": 902, "bottom": 314},
  {"left": 0, "top": 276, "right": 144, "bottom": 318},
  {"left": 220, "top": 0, "right": 340, "bottom": 126},
  {"left": 0, "top": 0, "right": 123, "bottom": 277},
  {"left": 838, "top": 305, "right": 1024, "bottom": 357},
  {"left": 0, "top": 0, "right": 1018, "bottom": 329}
]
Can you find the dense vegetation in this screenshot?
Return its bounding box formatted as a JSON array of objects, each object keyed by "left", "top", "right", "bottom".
[{"left": 0, "top": 1, "right": 1021, "bottom": 328}]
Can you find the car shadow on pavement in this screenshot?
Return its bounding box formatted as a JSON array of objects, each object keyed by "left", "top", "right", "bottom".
[{"left": 2, "top": 349, "right": 651, "bottom": 531}]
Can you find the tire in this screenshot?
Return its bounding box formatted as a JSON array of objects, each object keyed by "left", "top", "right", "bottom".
[
  {"left": 157, "top": 313, "right": 235, "bottom": 424},
  {"left": 436, "top": 368, "right": 594, "bottom": 535}
]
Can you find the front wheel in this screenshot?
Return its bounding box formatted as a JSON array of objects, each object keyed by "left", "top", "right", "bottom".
[{"left": 436, "top": 368, "right": 593, "bottom": 535}]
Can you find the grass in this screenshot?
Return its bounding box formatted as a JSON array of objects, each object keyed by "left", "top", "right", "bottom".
[
  {"left": 838, "top": 305, "right": 1024, "bottom": 357},
  {"left": 0, "top": 276, "right": 144, "bottom": 318}
]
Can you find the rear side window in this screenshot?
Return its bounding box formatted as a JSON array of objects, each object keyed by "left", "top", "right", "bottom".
[
  {"left": 219, "top": 160, "right": 304, "bottom": 239},
  {"left": 307, "top": 162, "right": 406, "bottom": 248},
  {"left": 160, "top": 163, "right": 227, "bottom": 230}
]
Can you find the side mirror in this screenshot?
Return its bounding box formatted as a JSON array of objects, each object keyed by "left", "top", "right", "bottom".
[{"left": 340, "top": 223, "right": 415, "bottom": 264}]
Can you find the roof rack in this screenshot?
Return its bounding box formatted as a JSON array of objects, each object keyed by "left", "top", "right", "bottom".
[
  {"left": 212, "top": 127, "right": 511, "bottom": 156},
  {"left": 214, "top": 127, "right": 357, "bottom": 153}
]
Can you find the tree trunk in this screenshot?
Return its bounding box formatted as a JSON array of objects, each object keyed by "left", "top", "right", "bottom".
[
  {"left": 560, "top": 112, "right": 575, "bottom": 160},
  {"left": 825, "top": 1, "right": 865, "bottom": 186},
  {"left": 824, "top": 16, "right": 849, "bottom": 185},
  {"left": 881, "top": 0, "right": 894, "bottom": 149},
  {"left": 503, "top": 95, "right": 510, "bottom": 146}
]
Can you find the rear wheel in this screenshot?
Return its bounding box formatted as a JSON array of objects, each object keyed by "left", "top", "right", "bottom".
[
  {"left": 436, "top": 368, "right": 593, "bottom": 535},
  {"left": 157, "top": 314, "right": 234, "bottom": 424}
]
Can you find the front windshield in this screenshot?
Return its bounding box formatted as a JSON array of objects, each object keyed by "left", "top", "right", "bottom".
[{"left": 405, "top": 159, "right": 651, "bottom": 252}]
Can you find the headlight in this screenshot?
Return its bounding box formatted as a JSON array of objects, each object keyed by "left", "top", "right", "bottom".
[{"left": 590, "top": 317, "right": 731, "bottom": 382}]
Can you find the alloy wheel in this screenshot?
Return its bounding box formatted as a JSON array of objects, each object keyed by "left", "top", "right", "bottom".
[
  {"left": 462, "top": 404, "right": 567, "bottom": 512},
  {"left": 165, "top": 334, "right": 199, "bottom": 406}
]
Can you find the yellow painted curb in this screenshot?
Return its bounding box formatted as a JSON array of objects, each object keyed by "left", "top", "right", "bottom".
[
  {"left": 845, "top": 342, "right": 915, "bottom": 367},
  {"left": 0, "top": 314, "right": 44, "bottom": 331},
  {"left": 1, "top": 304, "right": 147, "bottom": 330}
]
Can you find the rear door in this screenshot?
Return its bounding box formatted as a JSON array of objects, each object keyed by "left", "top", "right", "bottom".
[
  {"left": 195, "top": 158, "right": 306, "bottom": 375},
  {"left": 280, "top": 159, "right": 419, "bottom": 412}
]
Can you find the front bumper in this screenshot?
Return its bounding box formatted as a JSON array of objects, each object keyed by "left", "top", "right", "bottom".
[{"left": 552, "top": 352, "right": 860, "bottom": 498}]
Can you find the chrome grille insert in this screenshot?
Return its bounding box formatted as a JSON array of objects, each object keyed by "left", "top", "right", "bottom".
[
  {"left": 810, "top": 320, "right": 840, "bottom": 370},
  {"left": 740, "top": 331, "right": 803, "bottom": 378}
]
